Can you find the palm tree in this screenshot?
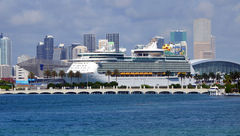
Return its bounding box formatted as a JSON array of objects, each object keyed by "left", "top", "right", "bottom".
[
  {"left": 113, "top": 69, "right": 120, "bottom": 82},
  {"left": 74, "top": 71, "right": 82, "bottom": 83},
  {"left": 194, "top": 74, "right": 200, "bottom": 84},
  {"left": 105, "top": 70, "right": 112, "bottom": 83},
  {"left": 199, "top": 75, "right": 203, "bottom": 84},
  {"left": 233, "top": 71, "right": 240, "bottom": 84},
  {"left": 209, "top": 72, "right": 216, "bottom": 84},
  {"left": 165, "top": 70, "right": 171, "bottom": 87},
  {"left": 51, "top": 70, "right": 58, "bottom": 79},
  {"left": 28, "top": 72, "right": 35, "bottom": 80},
  {"left": 236, "top": 71, "right": 240, "bottom": 82},
  {"left": 216, "top": 73, "right": 221, "bottom": 84},
  {"left": 186, "top": 72, "right": 192, "bottom": 84},
  {"left": 28, "top": 72, "right": 36, "bottom": 88},
  {"left": 230, "top": 72, "right": 236, "bottom": 83},
  {"left": 202, "top": 73, "right": 209, "bottom": 83},
  {"left": 223, "top": 74, "right": 232, "bottom": 85},
  {"left": 235, "top": 71, "right": 240, "bottom": 89},
  {"left": 59, "top": 70, "right": 66, "bottom": 79},
  {"left": 68, "top": 70, "right": 74, "bottom": 83},
  {"left": 44, "top": 69, "right": 51, "bottom": 79},
  {"left": 178, "top": 72, "right": 186, "bottom": 87}
]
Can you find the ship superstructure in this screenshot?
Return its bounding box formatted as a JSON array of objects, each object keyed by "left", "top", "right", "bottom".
[{"left": 67, "top": 40, "right": 190, "bottom": 86}]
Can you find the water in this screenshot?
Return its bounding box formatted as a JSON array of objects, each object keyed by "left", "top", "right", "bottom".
[{"left": 0, "top": 94, "right": 240, "bottom": 136}]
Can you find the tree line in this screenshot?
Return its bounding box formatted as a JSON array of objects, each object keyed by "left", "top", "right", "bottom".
[{"left": 28, "top": 70, "right": 82, "bottom": 82}]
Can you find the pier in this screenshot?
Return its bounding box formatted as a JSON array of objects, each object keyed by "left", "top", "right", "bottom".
[{"left": 0, "top": 86, "right": 209, "bottom": 95}]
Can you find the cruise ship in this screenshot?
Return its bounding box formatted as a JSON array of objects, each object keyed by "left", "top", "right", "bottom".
[{"left": 66, "top": 40, "right": 191, "bottom": 86}]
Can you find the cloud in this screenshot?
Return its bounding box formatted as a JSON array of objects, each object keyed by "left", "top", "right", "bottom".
[
  {"left": 125, "top": 8, "right": 140, "bottom": 18},
  {"left": 10, "top": 10, "right": 44, "bottom": 25},
  {"left": 196, "top": 1, "right": 214, "bottom": 18},
  {"left": 234, "top": 15, "right": 240, "bottom": 24},
  {"left": 104, "top": 0, "right": 132, "bottom": 8},
  {"left": 233, "top": 3, "right": 240, "bottom": 11},
  {"left": 0, "top": 0, "right": 239, "bottom": 64}
]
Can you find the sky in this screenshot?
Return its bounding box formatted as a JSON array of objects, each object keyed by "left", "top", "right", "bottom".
[{"left": 0, "top": 0, "right": 240, "bottom": 64}]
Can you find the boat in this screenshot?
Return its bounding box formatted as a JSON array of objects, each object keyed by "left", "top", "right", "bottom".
[
  {"left": 66, "top": 40, "right": 191, "bottom": 86},
  {"left": 224, "top": 93, "right": 240, "bottom": 96},
  {"left": 208, "top": 86, "right": 223, "bottom": 96}
]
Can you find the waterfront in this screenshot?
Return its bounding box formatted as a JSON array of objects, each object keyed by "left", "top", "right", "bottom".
[{"left": 0, "top": 94, "right": 240, "bottom": 136}]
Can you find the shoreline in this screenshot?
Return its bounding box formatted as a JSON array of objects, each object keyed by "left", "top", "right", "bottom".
[{"left": 0, "top": 88, "right": 210, "bottom": 95}]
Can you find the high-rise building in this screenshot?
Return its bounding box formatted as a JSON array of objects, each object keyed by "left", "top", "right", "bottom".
[
  {"left": 0, "top": 33, "right": 12, "bottom": 65},
  {"left": 72, "top": 45, "right": 87, "bottom": 59},
  {"left": 106, "top": 33, "right": 119, "bottom": 52},
  {"left": 194, "top": 18, "right": 215, "bottom": 59},
  {"left": 84, "top": 34, "right": 96, "bottom": 52},
  {"left": 53, "top": 44, "right": 67, "bottom": 61},
  {"left": 0, "top": 65, "right": 12, "bottom": 78},
  {"left": 211, "top": 35, "right": 216, "bottom": 59},
  {"left": 153, "top": 36, "right": 164, "bottom": 49},
  {"left": 36, "top": 42, "right": 44, "bottom": 59},
  {"left": 44, "top": 35, "right": 54, "bottom": 60},
  {"left": 36, "top": 35, "right": 54, "bottom": 60},
  {"left": 98, "top": 39, "right": 108, "bottom": 50},
  {"left": 170, "top": 30, "right": 187, "bottom": 44},
  {"left": 65, "top": 43, "right": 82, "bottom": 59}
]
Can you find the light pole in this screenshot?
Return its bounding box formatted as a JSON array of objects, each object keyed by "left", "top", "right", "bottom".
[{"left": 87, "top": 73, "right": 88, "bottom": 88}]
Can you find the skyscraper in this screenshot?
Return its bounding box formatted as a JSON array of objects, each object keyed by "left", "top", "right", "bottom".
[
  {"left": 211, "top": 35, "right": 216, "bottom": 59},
  {"left": 153, "top": 36, "right": 164, "bottom": 49},
  {"left": 37, "top": 42, "right": 44, "bottom": 59},
  {"left": 84, "top": 34, "right": 96, "bottom": 52},
  {"left": 106, "top": 33, "right": 119, "bottom": 52},
  {"left": 44, "top": 35, "right": 54, "bottom": 60},
  {"left": 0, "top": 33, "right": 12, "bottom": 65},
  {"left": 53, "top": 44, "right": 66, "bottom": 61},
  {"left": 36, "top": 35, "right": 54, "bottom": 60},
  {"left": 194, "top": 18, "right": 215, "bottom": 59},
  {"left": 170, "top": 30, "right": 187, "bottom": 44}
]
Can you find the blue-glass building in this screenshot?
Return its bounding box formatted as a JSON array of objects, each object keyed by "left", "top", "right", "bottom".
[
  {"left": 36, "top": 35, "right": 54, "bottom": 60},
  {"left": 170, "top": 30, "right": 187, "bottom": 44},
  {"left": 37, "top": 42, "right": 44, "bottom": 60},
  {"left": 154, "top": 36, "right": 164, "bottom": 49},
  {"left": 0, "top": 33, "right": 12, "bottom": 65},
  {"left": 44, "top": 35, "right": 54, "bottom": 60}
]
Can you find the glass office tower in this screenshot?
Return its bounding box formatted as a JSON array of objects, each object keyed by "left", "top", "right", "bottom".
[
  {"left": 36, "top": 35, "right": 54, "bottom": 60},
  {"left": 0, "top": 33, "right": 12, "bottom": 65},
  {"left": 170, "top": 30, "right": 187, "bottom": 44},
  {"left": 44, "top": 35, "right": 54, "bottom": 60}
]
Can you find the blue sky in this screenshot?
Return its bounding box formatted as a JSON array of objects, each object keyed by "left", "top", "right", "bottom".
[{"left": 0, "top": 0, "right": 239, "bottom": 64}]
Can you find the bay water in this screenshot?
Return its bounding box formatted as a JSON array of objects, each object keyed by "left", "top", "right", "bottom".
[{"left": 0, "top": 94, "right": 240, "bottom": 136}]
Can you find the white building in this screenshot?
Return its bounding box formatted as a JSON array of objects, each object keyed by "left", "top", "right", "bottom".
[
  {"left": 15, "top": 65, "right": 29, "bottom": 84},
  {"left": 0, "top": 65, "right": 12, "bottom": 78},
  {"left": 97, "top": 39, "right": 115, "bottom": 52},
  {"left": 72, "top": 45, "right": 88, "bottom": 59},
  {"left": 98, "top": 39, "right": 108, "bottom": 50}
]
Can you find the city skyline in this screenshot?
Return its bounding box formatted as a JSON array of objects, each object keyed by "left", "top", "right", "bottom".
[{"left": 0, "top": 0, "right": 240, "bottom": 64}]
